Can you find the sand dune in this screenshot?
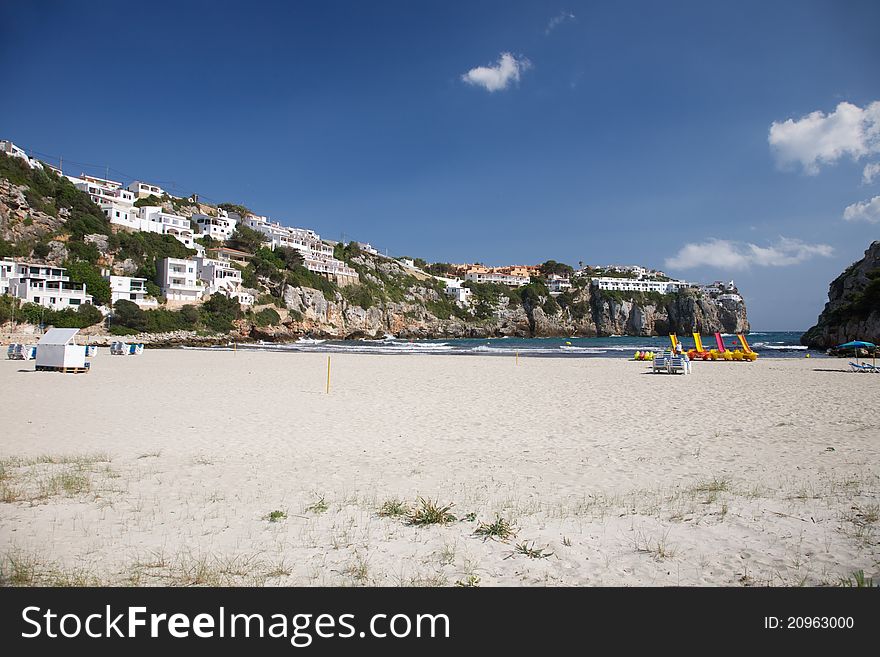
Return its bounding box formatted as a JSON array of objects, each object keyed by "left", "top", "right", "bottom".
[{"left": 1, "top": 349, "right": 877, "bottom": 586}]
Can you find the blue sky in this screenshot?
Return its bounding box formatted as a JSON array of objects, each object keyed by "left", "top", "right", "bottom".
[{"left": 2, "top": 1, "right": 878, "bottom": 330}]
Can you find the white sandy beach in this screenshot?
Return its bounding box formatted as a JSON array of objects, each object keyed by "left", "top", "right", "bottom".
[{"left": 0, "top": 349, "right": 878, "bottom": 586}]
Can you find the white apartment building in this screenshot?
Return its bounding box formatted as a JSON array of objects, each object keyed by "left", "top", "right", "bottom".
[
  {"left": 242, "top": 215, "right": 290, "bottom": 248},
  {"left": 206, "top": 247, "right": 251, "bottom": 267},
  {"left": 227, "top": 289, "right": 255, "bottom": 306},
  {"left": 194, "top": 256, "right": 242, "bottom": 293},
  {"left": 0, "top": 259, "right": 15, "bottom": 294},
  {"left": 435, "top": 276, "right": 473, "bottom": 306},
  {"left": 547, "top": 275, "right": 572, "bottom": 296},
  {"left": 447, "top": 286, "right": 472, "bottom": 305},
  {"left": 358, "top": 242, "right": 379, "bottom": 256},
  {"left": 137, "top": 206, "right": 195, "bottom": 248},
  {"left": 301, "top": 253, "right": 359, "bottom": 282},
  {"left": 156, "top": 257, "right": 201, "bottom": 302},
  {"left": 193, "top": 211, "right": 237, "bottom": 241},
  {"left": 127, "top": 180, "right": 167, "bottom": 199},
  {"left": 11, "top": 278, "right": 93, "bottom": 310},
  {"left": 592, "top": 277, "right": 688, "bottom": 294},
  {"left": 71, "top": 174, "right": 137, "bottom": 228},
  {"left": 0, "top": 140, "right": 44, "bottom": 170},
  {"left": 602, "top": 265, "right": 648, "bottom": 277},
  {"left": 105, "top": 274, "right": 157, "bottom": 307},
  {"left": 1, "top": 261, "right": 68, "bottom": 290},
  {"left": 1, "top": 260, "right": 93, "bottom": 310},
  {"left": 243, "top": 214, "right": 357, "bottom": 284},
  {"left": 698, "top": 280, "right": 737, "bottom": 296},
  {"left": 464, "top": 271, "right": 530, "bottom": 287}
]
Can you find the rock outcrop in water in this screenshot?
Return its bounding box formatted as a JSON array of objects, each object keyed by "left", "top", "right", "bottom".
[{"left": 801, "top": 241, "right": 880, "bottom": 349}]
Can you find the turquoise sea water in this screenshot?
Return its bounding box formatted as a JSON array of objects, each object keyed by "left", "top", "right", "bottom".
[{"left": 232, "top": 331, "right": 818, "bottom": 358}]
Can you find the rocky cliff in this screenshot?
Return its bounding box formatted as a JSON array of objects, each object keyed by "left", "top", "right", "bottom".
[
  {"left": 258, "top": 252, "right": 749, "bottom": 340},
  {"left": 1, "top": 151, "right": 750, "bottom": 341},
  {"left": 801, "top": 241, "right": 880, "bottom": 349}
]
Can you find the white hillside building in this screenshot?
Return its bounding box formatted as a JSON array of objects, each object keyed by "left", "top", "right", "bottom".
[
  {"left": 436, "top": 276, "right": 472, "bottom": 306},
  {"left": 592, "top": 277, "right": 687, "bottom": 294},
  {"left": 194, "top": 256, "right": 242, "bottom": 292},
  {"left": 193, "top": 211, "right": 237, "bottom": 241},
  {"left": 105, "top": 274, "right": 157, "bottom": 307},
  {"left": 127, "top": 180, "right": 167, "bottom": 199},
  {"left": 0, "top": 140, "right": 45, "bottom": 170},
  {"left": 547, "top": 275, "right": 572, "bottom": 296},
  {"left": 0, "top": 259, "right": 15, "bottom": 295},
  {"left": 243, "top": 214, "right": 357, "bottom": 284},
  {"left": 156, "top": 257, "right": 201, "bottom": 302},
  {"left": 136, "top": 207, "right": 195, "bottom": 248},
  {"left": 193, "top": 256, "right": 254, "bottom": 306},
  {"left": 70, "top": 174, "right": 137, "bottom": 229},
  {"left": 464, "top": 271, "right": 530, "bottom": 287},
  {"left": 1, "top": 260, "right": 93, "bottom": 310}
]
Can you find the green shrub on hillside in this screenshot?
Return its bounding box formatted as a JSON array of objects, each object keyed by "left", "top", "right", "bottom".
[
  {"left": 218, "top": 203, "right": 251, "bottom": 217},
  {"left": 114, "top": 231, "right": 195, "bottom": 266},
  {"left": 257, "top": 293, "right": 286, "bottom": 308},
  {"left": 110, "top": 294, "right": 240, "bottom": 334},
  {"left": 341, "top": 282, "right": 381, "bottom": 309},
  {"left": 0, "top": 238, "right": 32, "bottom": 258},
  {"left": 286, "top": 266, "right": 338, "bottom": 297},
  {"left": 0, "top": 154, "right": 110, "bottom": 241},
  {"left": 253, "top": 307, "right": 281, "bottom": 327},
  {"left": 64, "top": 260, "right": 111, "bottom": 306},
  {"left": 200, "top": 293, "right": 241, "bottom": 332},
  {"left": 228, "top": 225, "right": 267, "bottom": 253},
  {"left": 542, "top": 296, "right": 560, "bottom": 315},
  {"left": 539, "top": 260, "right": 574, "bottom": 278},
  {"left": 133, "top": 194, "right": 165, "bottom": 208},
  {"left": 2, "top": 297, "right": 103, "bottom": 328},
  {"left": 65, "top": 240, "right": 101, "bottom": 264},
  {"left": 45, "top": 303, "right": 104, "bottom": 328}
]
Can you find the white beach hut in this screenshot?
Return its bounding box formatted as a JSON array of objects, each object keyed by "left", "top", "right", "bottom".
[{"left": 35, "top": 328, "right": 90, "bottom": 372}]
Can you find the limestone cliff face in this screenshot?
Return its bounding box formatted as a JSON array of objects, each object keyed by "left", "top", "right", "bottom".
[
  {"left": 268, "top": 266, "right": 749, "bottom": 340},
  {"left": 801, "top": 241, "right": 880, "bottom": 349},
  {"left": 0, "top": 179, "right": 66, "bottom": 246}
]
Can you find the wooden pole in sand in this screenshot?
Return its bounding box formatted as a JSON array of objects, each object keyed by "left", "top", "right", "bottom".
[
  {"left": 516, "top": 350, "right": 519, "bottom": 366},
  {"left": 326, "top": 356, "right": 331, "bottom": 394}
]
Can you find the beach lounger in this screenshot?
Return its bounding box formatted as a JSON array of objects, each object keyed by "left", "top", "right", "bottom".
[
  {"left": 110, "top": 341, "right": 128, "bottom": 355},
  {"left": 652, "top": 350, "right": 676, "bottom": 373},
  {"left": 128, "top": 343, "right": 144, "bottom": 356},
  {"left": 7, "top": 344, "right": 36, "bottom": 360},
  {"left": 849, "top": 361, "right": 878, "bottom": 373},
  {"left": 670, "top": 354, "right": 691, "bottom": 375},
  {"left": 652, "top": 353, "right": 668, "bottom": 373}
]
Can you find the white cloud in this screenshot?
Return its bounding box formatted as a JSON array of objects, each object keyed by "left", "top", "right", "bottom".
[
  {"left": 768, "top": 101, "right": 880, "bottom": 174},
  {"left": 460, "top": 52, "right": 531, "bottom": 92},
  {"left": 843, "top": 195, "right": 880, "bottom": 223},
  {"left": 545, "top": 11, "right": 575, "bottom": 35},
  {"left": 665, "top": 237, "right": 834, "bottom": 271},
  {"left": 863, "top": 162, "right": 880, "bottom": 184}
]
